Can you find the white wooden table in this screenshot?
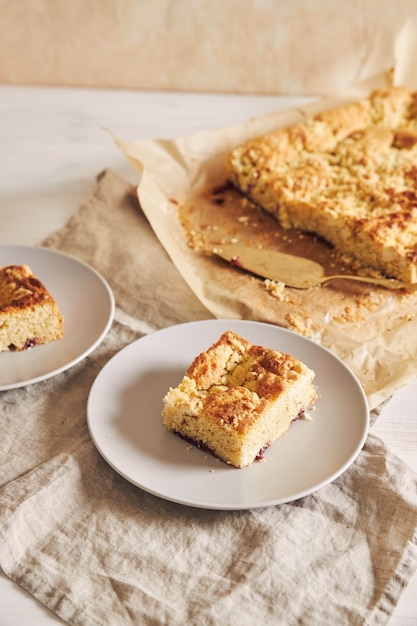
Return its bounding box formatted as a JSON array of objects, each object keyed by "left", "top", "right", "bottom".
[{"left": 1, "top": 85, "right": 416, "bottom": 625}]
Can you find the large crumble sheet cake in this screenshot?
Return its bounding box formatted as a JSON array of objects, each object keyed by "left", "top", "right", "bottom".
[
  {"left": 228, "top": 86, "right": 417, "bottom": 283},
  {"left": 162, "top": 330, "right": 316, "bottom": 468}
]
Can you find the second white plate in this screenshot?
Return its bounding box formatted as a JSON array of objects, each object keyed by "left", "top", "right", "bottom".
[
  {"left": 87, "top": 319, "right": 369, "bottom": 510},
  {"left": 0, "top": 245, "right": 115, "bottom": 390}
]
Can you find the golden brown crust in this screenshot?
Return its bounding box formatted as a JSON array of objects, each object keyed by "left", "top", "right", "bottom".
[
  {"left": 0, "top": 264, "right": 53, "bottom": 310},
  {"left": 228, "top": 86, "right": 417, "bottom": 283}
]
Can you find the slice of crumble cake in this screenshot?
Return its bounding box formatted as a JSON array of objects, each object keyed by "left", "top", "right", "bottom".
[
  {"left": 0, "top": 264, "right": 64, "bottom": 352},
  {"left": 162, "top": 330, "right": 316, "bottom": 468}
]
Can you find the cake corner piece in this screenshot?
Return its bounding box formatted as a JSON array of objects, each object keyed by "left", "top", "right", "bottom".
[
  {"left": 162, "top": 330, "right": 316, "bottom": 468},
  {"left": 0, "top": 264, "right": 64, "bottom": 352}
]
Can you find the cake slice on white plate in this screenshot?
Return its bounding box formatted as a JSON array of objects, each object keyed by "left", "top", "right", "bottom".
[
  {"left": 162, "top": 330, "right": 316, "bottom": 468},
  {"left": 0, "top": 264, "right": 64, "bottom": 352}
]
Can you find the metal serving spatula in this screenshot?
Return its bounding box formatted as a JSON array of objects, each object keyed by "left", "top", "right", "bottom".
[{"left": 213, "top": 244, "right": 415, "bottom": 291}]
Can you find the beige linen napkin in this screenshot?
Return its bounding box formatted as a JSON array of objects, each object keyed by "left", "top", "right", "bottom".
[{"left": 1, "top": 170, "right": 417, "bottom": 626}]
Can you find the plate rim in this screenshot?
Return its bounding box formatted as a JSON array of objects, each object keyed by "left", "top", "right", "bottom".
[
  {"left": 87, "top": 318, "right": 370, "bottom": 510},
  {"left": 0, "top": 244, "right": 115, "bottom": 391}
]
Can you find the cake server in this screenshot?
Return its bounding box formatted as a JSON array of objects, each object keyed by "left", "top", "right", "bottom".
[{"left": 213, "top": 244, "right": 416, "bottom": 290}]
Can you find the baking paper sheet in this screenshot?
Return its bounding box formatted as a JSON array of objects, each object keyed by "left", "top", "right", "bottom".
[{"left": 114, "top": 22, "right": 417, "bottom": 410}]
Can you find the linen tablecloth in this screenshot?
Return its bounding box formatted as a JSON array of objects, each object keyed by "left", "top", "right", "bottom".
[{"left": 1, "top": 169, "right": 417, "bottom": 626}]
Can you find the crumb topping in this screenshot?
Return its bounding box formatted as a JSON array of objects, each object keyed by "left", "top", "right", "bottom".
[
  {"left": 0, "top": 265, "right": 50, "bottom": 309},
  {"left": 181, "top": 330, "right": 307, "bottom": 432}
]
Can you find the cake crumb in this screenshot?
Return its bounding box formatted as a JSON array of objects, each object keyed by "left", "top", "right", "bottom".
[{"left": 263, "top": 279, "right": 289, "bottom": 301}]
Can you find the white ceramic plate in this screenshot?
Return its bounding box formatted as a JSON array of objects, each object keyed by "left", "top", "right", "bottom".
[
  {"left": 0, "top": 245, "right": 115, "bottom": 390},
  {"left": 87, "top": 319, "right": 369, "bottom": 510}
]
